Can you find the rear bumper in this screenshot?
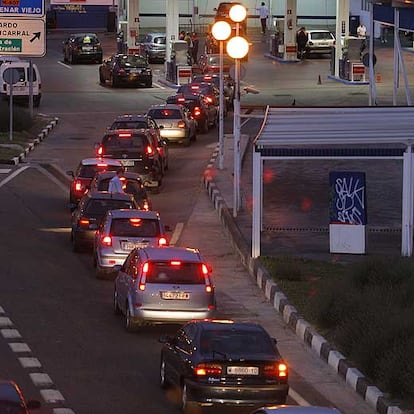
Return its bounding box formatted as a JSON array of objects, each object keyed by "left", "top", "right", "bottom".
[
  {"left": 131, "top": 308, "right": 215, "bottom": 324},
  {"left": 185, "top": 380, "right": 289, "bottom": 407}
]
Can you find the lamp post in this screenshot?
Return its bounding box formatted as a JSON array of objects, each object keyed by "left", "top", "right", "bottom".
[
  {"left": 211, "top": 20, "right": 232, "bottom": 170},
  {"left": 227, "top": 4, "right": 249, "bottom": 217}
]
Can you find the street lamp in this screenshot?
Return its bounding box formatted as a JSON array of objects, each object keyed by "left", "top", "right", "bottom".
[
  {"left": 226, "top": 3, "right": 249, "bottom": 217},
  {"left": 211, "top": 20, "right": 232, "bottom": 171}
]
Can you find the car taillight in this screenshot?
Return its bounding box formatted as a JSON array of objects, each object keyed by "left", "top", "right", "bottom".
[
  {"left": 139, "top": 262, "right": 149, "bottom": 291},
  {"left": 158, "top": 237, "right": 168, "bottom": 246},
  {"left": 117, "top": 68, "right": 126, "bottom": 75},
  {"left": 205, "top": 96, "right": 213, "bottom": 104},
  {"left": 101, "top": 235, "right": 112, "bottom": 246},
  {"left": 201, "top": 264, "right": 213, "bottom": 293},
  {"left": 264, "top": 363, "right": 288, "bottom": 379},
  {"left": 194, "top": 107, "right": 201, "bottom": 117},
  {"left": 96, "top": 146, "right": 104, "bottom": 156},
  {"left": 146, "top": 145, "right": 153, "bottom": 155},
  {"left": 142, "top": 200, "right": 150, "bottom": 211},
  {"left": 74, "top": 180, "right": 83, "bottom": 193},
  {"left": 177, "top": 120, "right": 186, "bottom": 128},
  {"left": 194, "top": 363, "right": 222, "bottom": 376},
  {"left": 79, "top": 217, "right": 90, "bottom": 226}
]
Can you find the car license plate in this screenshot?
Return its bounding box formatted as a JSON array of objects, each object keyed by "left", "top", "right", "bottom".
[
  {"left": 227, "top": 366, "right": 259, "bottom": 375},
  {"left": 82, "top": 46, "right": 93, "bottom": 51},
  {"left": 161, "top": 291, "right": 190, "bottom": 300},
  {"left": 130, "top": 69, "right": 139, "bottom": 73},
  {"left": 121, "top": 241, "right": 147, "bottom": 250},
  {"left": 120, "top": 160, "right": 135, "bottom": 166}
]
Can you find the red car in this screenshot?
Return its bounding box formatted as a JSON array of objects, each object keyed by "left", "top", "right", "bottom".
[{"left": 66, "top": 157, "right": 123, "bottom": 209}]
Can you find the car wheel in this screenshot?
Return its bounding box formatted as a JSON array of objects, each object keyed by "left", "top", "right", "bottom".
[
  {"left": 71, "top": 232, "right": 80, "bottom": 253},
  {"left": 159, "top": 357, "right": 169, "bottom": 389},
  {"left": 125, "top": 304, "right": 137, "bottom": 332},
  {"left": 69, "top": 53, "right": 76, "bottom": 65},
  {"left": 145, "top": 79, "right": 152, "bottom": 87},
  {"left": 201, "top": 119, "right": 209, "bottom": 134},
  {"left": 99, "top": 71, "right": 105, "bottom": 85},
  {"left": 191, "top": 131, "right": 197, "bottom": 142},
  {"left": 63, "top": 53, "right": 68, "bottom": 63},
  {"left": 97, "top": 57, "right": 103, "bottom": 64},
  {"left": 111, "top": 75, "right": 118, "bottom": 88},
  {"left": 33, "top": 95, "right": 41, "bottom": 107},
  {"left": 113, "top": 289, "right": 121, "bottom": 315},
  {"left": 180, "top": 382, "right": 198, "bottom": 414},
  {"left": 95, "top": 263, "right": 105, "bottom": 279}
]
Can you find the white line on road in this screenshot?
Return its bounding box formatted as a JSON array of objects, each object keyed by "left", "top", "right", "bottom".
[
  {"left": 0, "top": 166, "right": 29, "bottom": 189},
  {"left": 152, "top": 81, "right": 165, "bottom": 89},
  {"left": 57, "top": 61, "right": 72, "bottom": 69},
  {"left": 169, "top": 222, "right": 184, "bottom": 246},
  {"left": 0, "top": 169, "right": 11, "bottom": 174},
  {"left": 289, "top": 388, "right": 311, "bottom": 406}
]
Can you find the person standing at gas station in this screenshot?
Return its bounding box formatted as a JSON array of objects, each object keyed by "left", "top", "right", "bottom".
[{"left": 257, "top": 2, "right": 269, "bottom": 35}]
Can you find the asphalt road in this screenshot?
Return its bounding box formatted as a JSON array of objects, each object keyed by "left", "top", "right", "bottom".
[{"left": 0, "top": 29, "right": 396, "bottom": 414}]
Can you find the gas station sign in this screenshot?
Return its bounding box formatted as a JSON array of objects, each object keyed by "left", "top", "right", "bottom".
[{"left": 0, "top": 0, "right": 45, "bottom": 16}]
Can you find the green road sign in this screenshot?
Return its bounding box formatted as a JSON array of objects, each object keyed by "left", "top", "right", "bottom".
[{"left": 0, "top": 38, "right": 22, "bottom": 53}]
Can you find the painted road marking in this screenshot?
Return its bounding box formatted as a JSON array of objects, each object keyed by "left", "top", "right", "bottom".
[
  {"left": 30, "top": 373, "right": 53, "bottom": 387},
  {"left": 0, "top": 166, "right": 29, "bottom": 189},
  {"left": 58, "top": 61, "right": 72, "bottom": 69},
  {"left": 1, "top": 329, "right": 22, "bottom": 339},
  {"left": 0, "top": 317, "right": 13, "bottom": 327},
  {"left": 9, "top": 342, "right": 31, "bottom": 352},
  {"left": 40, "top": 389, "right": 66, "bottom": 403},
  {"left": 169, "top": 222, "right": 184, "bottom": 246},
  {"left": 0, "top": 169, "right": 11, "bottom": 174},
  {"left": 19, "top": 357, "right": 42, "bottom": 368}
]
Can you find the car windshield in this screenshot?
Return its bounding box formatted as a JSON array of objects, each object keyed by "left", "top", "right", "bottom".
[
  {"left": 85, "top": 199, "right": 132, "bottom": 215},
  {"left": 98, "top": 178, "right": 147, "bottom": 198},
  {"left": 110, "top": 121, "right": 148, "bottom": 129},
  {"left": 145, "top": 261, "right": 204, "bottom": 284},
  {"left": 79, "top": 164, "right": 119, "bottom": 178},
  {"left": 200, "top": 329, "right": 274, "bottom": 355},
  {"left": 110, "top": 218, "right": 160, "bottom": 237},
  {"left": 118, "top": 55, "right": 147, "bottom": 67},
  {"left": 147, "top": 109, "right": 182, "bottom": 119},
  {"left": 102, "top": 135, "right": 146, "bottom": 150}
]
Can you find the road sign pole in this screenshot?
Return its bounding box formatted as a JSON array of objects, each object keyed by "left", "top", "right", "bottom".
[
  {"left": 29, "top": 60, "right": 33, "bottom": 118},
  {"left": 9, "top": 82, "right": 13, "bottom": 142}
]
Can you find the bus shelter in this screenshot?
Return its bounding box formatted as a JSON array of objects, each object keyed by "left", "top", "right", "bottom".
[{"left": 252, "top": 106, "right": 414, "bottom": 258}]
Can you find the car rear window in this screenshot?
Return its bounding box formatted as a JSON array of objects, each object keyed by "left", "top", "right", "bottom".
[
  {"left": 110, "top": 218, "right": 160, "bottom": 237},
  {"left": 153, "top": 37, "right": 166, "bottom": 45},
  {"left": 118, "top": 55, "right": 147, "bottom": 67},
  {"left": 200, "top": 329, "right": 274, "bottom": 355},
  {"left": 77, "top": 35, "right": 99, "bottom": 45},
  {"left": 79, "top": 164, "right": 119, "bottom": 178},
  {"left": 85, "top": 199, "right": 133, "bottom": 215},
  {"left": 145, "top": 261, "right": 204, "bottom": 284},
  {"left": 147, "top": 109, "right": 182, "bottom": 119},
  {"left": 102, "top": 134, "right": 146, "bottom": 150},
  {"left": 110, "top": 121, "right": 148, "bottom": 130},
  {"left": 98, "top": 178, "right": 147, "bottom": 198},
  {"left": 311, "top": 32, "right": 333, "bottom": 40}
]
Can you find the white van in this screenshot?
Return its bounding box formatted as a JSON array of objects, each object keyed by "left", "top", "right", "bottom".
[{"left": 0, "top": 61, "right": 41, "bottom": 107}]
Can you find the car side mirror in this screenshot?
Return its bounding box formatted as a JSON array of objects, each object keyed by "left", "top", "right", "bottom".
[
  {"left": 272, "top": 337, "right": 278, "bottom": 345},
  {"left": 66, "top": 170, "right": 74, "bottom": 178}
]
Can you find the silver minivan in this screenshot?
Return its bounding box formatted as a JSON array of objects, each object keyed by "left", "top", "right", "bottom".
[
  {"left": 113, "top": 246, "right": 216, "bottom": 331},
  {"left": 140, "top": 32, "right": 166, "bottom": 63},
  {"left": 93, "top": 209, "right": 168, "bottom": 278}
]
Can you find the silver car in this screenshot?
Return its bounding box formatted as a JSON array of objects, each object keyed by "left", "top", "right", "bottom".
[
  {"left": 113, "top": 246, "right": 216, "bottom": 331},
  {"left": 140, "top": 32, "right": 166, "bottom": 63},
  {"left": 306, "top": 30, "right": 336, "bottom": 56},
  {"left": 147, "top": 104, "right": 197, "bottom": 146},
  {"left": 93, "top": 209, "right": 168, "bottom": 279}
]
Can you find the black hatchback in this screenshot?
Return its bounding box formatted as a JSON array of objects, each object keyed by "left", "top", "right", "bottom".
[
  {"left": 95, "top": 129, "right": 163, "bottom": 192},
  {"left": 63, "top": 33, "right": 103, "bottom": 64},
  {"left": 159, "top": 319, "right": 289, "bottom": 412},
  {"left": 99, "top": 54, "right": 152, "bottom": 88}
]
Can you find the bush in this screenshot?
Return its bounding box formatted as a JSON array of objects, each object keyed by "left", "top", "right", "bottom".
[
  {"left": 259, "top": 256, "right": 303, "bottom": 281},
  {"left": 0, "top": 101, "right": 33, "bottom": 132}
]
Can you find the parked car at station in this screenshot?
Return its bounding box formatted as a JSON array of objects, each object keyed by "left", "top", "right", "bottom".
[
  {"left": 66, "top": 157, "right": 123, "bottom": 209},
  {"left": 99, "top": 54, "right": 152, "bottom": 87},
  {"left": 305, "top": 30, "right": 336, "bottom": 57},
  {"left": 95, "top": 129, "right": 164, "bottom": 192},
  {"left": 89, "top": 170, "right": 152, "bottom": 211},
  {"left": 70, "top": 191, "right": 138, "bottom": 252},
  {"left": 140, "top": 32, "right": 166, "bottom": 63},
  {"left": 113, "top": 246, "right": 215, "bottom": 331},
  {"left": 93, "top": 209, "right": 168, "bottom": 278},
  {"left": 159, "top": 319, "right": 289, "bottom": 411},
  {"left": 63, "top": 33, "right": 103, "bottom": 64},
  {"left": 147, "top": 104, "right": 197, "bottom": 146}
]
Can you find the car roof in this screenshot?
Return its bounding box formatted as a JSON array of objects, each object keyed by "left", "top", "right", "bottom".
[
  {"left": 148, "top": 103, "right": 184, "bottom": 111},
  {"left": 255, "top": 406, "right": 341, "bottom": 414},
  {"left": 186, "top": 319, "right": 271, "bottom": 333},
  {"left": 104, "top": 129, "right": 151, "bottom": 137},
  {"left": 112, "top": 114, "right": 149, "bottom": 122},
  {"left": 80, "top": 158, "right": 122, "bottom": 166},
  {"left": 139, "top": 246, "right": 202, "bottom": 261},
  {"left": 84, "top": 191, "right": 134, "bottom": 201},
  {"left": 106, "top": 209, "right": 160, "bottom": 220},
  {"left": 71, "top": 32, "right": 98, "bottom": 37},
  {"left": 93, "top": 171, "right": 143, "bottom": 181}
]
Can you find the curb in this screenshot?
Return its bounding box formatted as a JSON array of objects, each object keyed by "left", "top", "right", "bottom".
[
  {"left": 202, "top": 144, "right": 402, "bottom": 414},
  {"left": 0, "top": 117, "right": 59, "bottom": 165}
]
